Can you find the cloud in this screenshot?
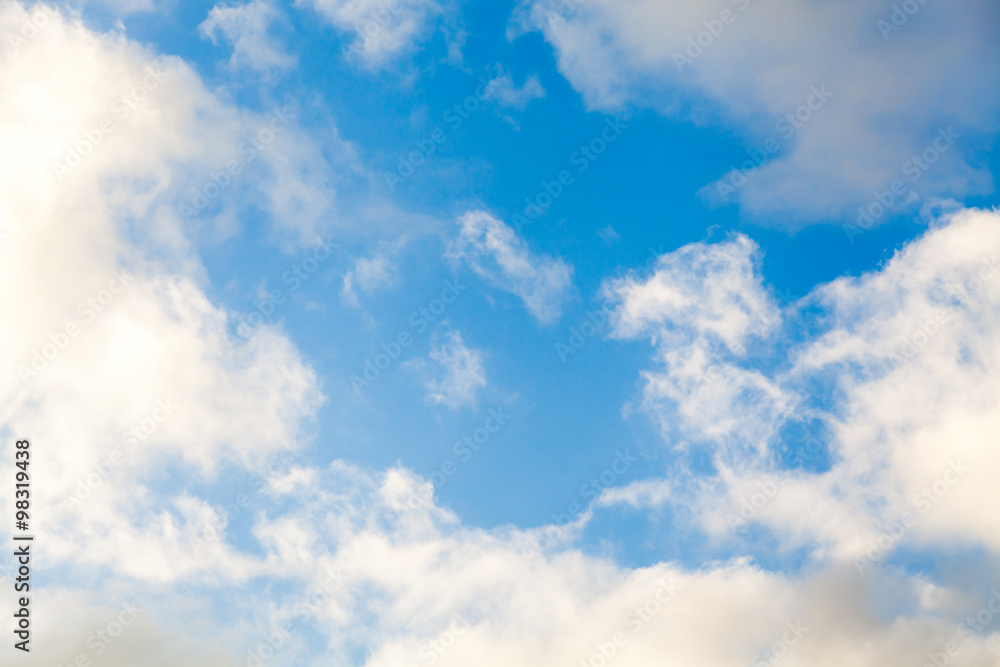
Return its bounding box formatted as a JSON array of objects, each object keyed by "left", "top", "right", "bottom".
[
  {"left": 482, "top": 69, "right": 546, "bottom": 110},
  {"left": 597, "top": 478, "right": 671, "bottom": 509},
  {"left": 596, "top": 224, "right": 621, "bottom": 244},
  {"left": 448, "top": 211, "right": 573, "bottom": 324},
  {"left": 603, "top": 207, "right": 1000, "bottom": 565},
  {"left": 6, "top": 3, "right": 338, "bottom": 248},
  {"left": 406, "top": 329, "right": 486, "bottom": 409},
  {"left": 0, "top": 589, "right": 234, "bottom": 665},
  {"left": 300, "top": 0, "right": 447, "bottom": 67},
  {"left": 342, "top": 242, "right": 402, "bottom": 307},
  {"left": 0, "top": 0, "right": 327, "bottom": 585},
  {"left": 200, "top": 0, "right": 295, "bottom": 75},
  {"left": 7, "top": 3, "right": 1000, "bottom": 666},
  {"left": 512, "top": 0, "right": 1000, "bottom": 223},
  {"left": 69, "top": 0, "right": 156, "bottom": 16},
  {"left": 602, "top": 233, "right": 789, "bottom": 449},
  {"left": 239, "top": 462, "right": 1000, "bottom": 667}
]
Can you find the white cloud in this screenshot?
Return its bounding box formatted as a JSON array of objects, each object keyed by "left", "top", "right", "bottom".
[
  {"left": 597, "top": 478, "right": 671, "bottom": 509},
  {"left": 0, "top": 0, "right": 326, "bottom": 584},
  {"left": 242, "top": 462, "right": 1000, "bottom": 667},
  {"left": 342, "top": 244, "right": 401, "bottom": 306},
  {"left": 783, "top": 207, "right": 1000, "bottom": 558},
  {"left": 70, "top": 0, "right": 156, "bottom": 16},
  {"left": 596, "top": 224, "right": 621, "bottom": 244},
  {"left": 603, "top": 234, "right": 789, "bottom": 449},
  {"left": 412, "top": 329, "right": 486, "bottom": 409},
  {"left": 482, "top": 69, "right": 546, "bottom": 110},
  {"left": 512, "top": 0, "right": 1000, "bottom": 223},
  {"left": 605, "top": 234, "right": 778, "bottom": 350},
  {"left": 200, "top": 0, "right": 295, "bottom": 75},
  {"left": 604, "top": 207, "right": 1000, "bottom": 564},
  {"left": 300, "top": 0, "right": 446, "bottom": 67},
  {"left": 7, "top": 4, "right": 1000, "bottom": 666},
  {"left": 448, "top": 210, "right": 573, "bottom": 324}
]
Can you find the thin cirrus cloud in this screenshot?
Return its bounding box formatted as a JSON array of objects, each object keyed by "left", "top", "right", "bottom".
[
  {"left": 511, "top": 0, "right": 1000, "bottom": 224},
  {"left": 447, "top": 210, "right": 574, "bottom": 324}
]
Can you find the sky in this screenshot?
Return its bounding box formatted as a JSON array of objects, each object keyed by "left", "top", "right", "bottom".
[{"left": 1, "top": 0, "right": 1000, "bottom": 664}]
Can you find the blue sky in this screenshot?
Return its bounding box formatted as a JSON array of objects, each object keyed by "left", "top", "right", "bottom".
[{"left": 3, "top": 0, "right": 1000, "bottom": 665}]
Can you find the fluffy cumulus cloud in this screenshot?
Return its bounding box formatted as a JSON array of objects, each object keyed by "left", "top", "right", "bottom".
[
  {"left": 447, "top": 211, "right": 573, "bottom": 323},
  {"left": 196, "top": 462, "right": 1000, "bottom": 667},
  {"left": 603, "top": 234, "right": 789, "bottom": 449},
  {"left": 0, "top": 0, "right": 326, "bottom": 610},
  {"left": 301, "top": 0, "right": 447, "bottom": 67},
  {"left": 200, "top": 0, "right": 296, "bottom": 75},
  {"left": 603, "top": 208, "right": 1000, "bottom": 571},
  {"left": 511, "top": 0, "right": 1000, "bottom": 223}
]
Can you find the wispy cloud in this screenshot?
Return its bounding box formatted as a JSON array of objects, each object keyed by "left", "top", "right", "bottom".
[
  {"left": 342, "top": 246, "right": 400, "bottom": 307},
  {"left": 448, "top": 210, "right": 573, "bottom": 324},
  {"left": 406, "top": 329, "right": 486, "bottom": 409},
  {"left": 302, "top": 0, "right": 448, "bottom": 67},
  {"left": 200, "top": 0, "right": 295, "bottom": 75},
  {"left": 482, "top": 69, "right": 545, "bottom": 110}
]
